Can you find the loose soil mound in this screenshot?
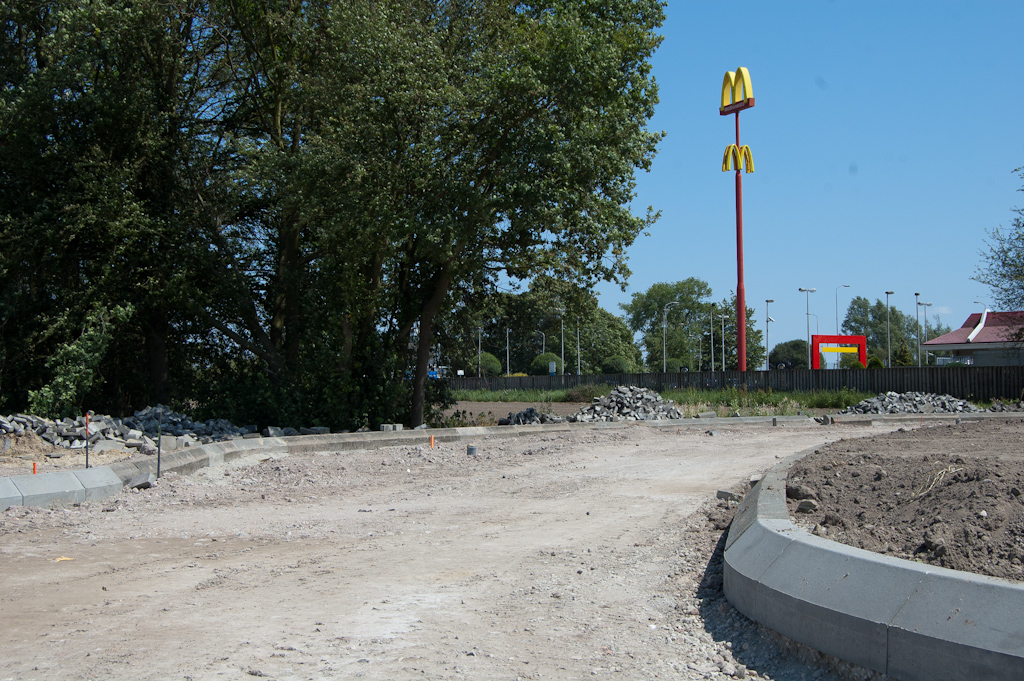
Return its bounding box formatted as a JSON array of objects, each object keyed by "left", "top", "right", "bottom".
[{"left": 788, "top": 418, "right": 1024, "bottom": 581}]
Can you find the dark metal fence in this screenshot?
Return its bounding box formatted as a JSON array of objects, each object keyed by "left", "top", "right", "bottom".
[{"left": 449, "top": 366, "right": 1024, "bottom": 402}]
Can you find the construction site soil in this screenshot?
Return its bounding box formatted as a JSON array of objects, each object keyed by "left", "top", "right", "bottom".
[
  {"left": 789, "top": 417, "right": 1024, "bottom": 581},
  {"left": 2, "top": 421, "right": 912, "bottom": 681}
]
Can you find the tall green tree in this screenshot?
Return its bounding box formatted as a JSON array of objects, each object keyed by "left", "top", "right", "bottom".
[{"left": 975, "top": 167, "right": 1024, "bottom": 312}]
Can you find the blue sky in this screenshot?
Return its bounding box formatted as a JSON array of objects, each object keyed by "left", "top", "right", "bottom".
[{"left": 593, "top": 0, "right": 1024, "bottom": 362}]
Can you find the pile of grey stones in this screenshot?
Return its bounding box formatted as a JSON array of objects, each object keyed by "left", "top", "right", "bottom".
[
  {"left": 497, "top": 406, "right": 564, "bottom": 426},
  {"left": 838, "top": 391, "right": 981, "bottom": 415},
  {"left": 0, "top": 403, "right": 329, "bottom": 456},
  {"left": 569, "top": 385, "right": 682, "bottom": 422}
]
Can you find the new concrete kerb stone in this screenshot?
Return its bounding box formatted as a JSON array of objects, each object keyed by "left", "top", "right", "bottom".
[
  {"left": 724, "top": 444, "right": 1024, "bottom": 681},
  {"left": 2, "top": 418, "right": 755, "bottom": 512}
]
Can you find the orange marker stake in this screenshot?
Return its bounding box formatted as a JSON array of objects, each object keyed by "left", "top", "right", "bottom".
[
  {"left": 430, "top": 435, "right": 435, "bottom": 448},
  {"left": 33, "top": 462, "right": 37, "bottom": 475}
]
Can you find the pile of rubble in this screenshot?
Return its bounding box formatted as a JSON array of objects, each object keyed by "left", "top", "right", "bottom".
[
  {"left": 0, "top": 404, "right": 330, "bottom": 455},
  {"left": 838, "top": 392, "right": 981, "bottom": 415},
  {"left": 568, "top": 386, "right": 682, "bottom": 422},
  {"left": 498, "top": 407, "right": 564, "bottom": 426},
  {"left": 987, "top": 398, "right": 1024, "bottom": 412}
]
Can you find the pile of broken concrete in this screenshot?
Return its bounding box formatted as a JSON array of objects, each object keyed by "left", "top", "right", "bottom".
[
  {"left": 568, "top": 385, "right": 682, "bottom": 422},
  {"left": 838, "top": 391, "right": 981, "bottom": 415},
  {"left": 498, "top": 407, "right": 564, "bottom": 426},
  {"left": 0, "top": 403, "right": 330, "bottom": 456}
]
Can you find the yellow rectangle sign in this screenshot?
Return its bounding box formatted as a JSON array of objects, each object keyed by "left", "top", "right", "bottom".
[{"left": 821, "top": 347, "right": 859, "bottom": 353}]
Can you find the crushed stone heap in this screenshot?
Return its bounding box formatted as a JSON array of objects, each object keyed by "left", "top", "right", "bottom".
[
  {"left": 0, "top": 404, "right": 255, "bottom": 453},
  {"left": 838, "top": 391, "right": 981, "bottom": 415},
  {"left": 498, "top": 407, "right": 564, "bottom": 426},
  {"left": 568, "top": 385, "right": 682, "bottom": 422}
]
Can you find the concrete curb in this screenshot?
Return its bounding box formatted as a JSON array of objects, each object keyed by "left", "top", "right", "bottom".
[
  {"left": 0, "top": 411, "right": 1014, "bottom": 513},
  {"left": 723, "top": 445, "right": 1024, "bottom": 681}
]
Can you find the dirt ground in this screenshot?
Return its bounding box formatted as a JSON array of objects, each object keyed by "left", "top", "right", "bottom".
[
  {"left": 445, "top": 401, "right": 589, "bottom": 426},
  {"left": 0, "top": 432, "right": 141, "bottom": 478},
  {"left": 788, "top": 417, "right": 1024, "bottom": 581},
  {"left": 0, "top": 421, "right": 907, "bottom": 681}
]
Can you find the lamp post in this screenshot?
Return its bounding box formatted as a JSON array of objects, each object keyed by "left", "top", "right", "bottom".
[
  {"left": 721, "top": 314, "right": 726, "bottom": 371},
  {"left": 506, "top": 327, "right": 511, "bottom": 377},
  {"left": 835, "top": 284, "right": 850, "bottom": 335},
  {"left": 557, "top": 307, "right": 565, "bottom": 375},
  {"left": 920, "top": 302, "right": 932, "bottom": 364},
  {"left": 720, "top": 67, "right": 756, "bottom": 371},
  {"left": 798, "top": 288, "right": 816, "bottom": 368},
  {"left": 765, "top": 299, "right": 774, "bottom": 370},
  {"left": 537, "top": 330, "right": 545, "bottom": 355},
  {"left": 915, "top": 293, "right": 921, "bottom": 366},
  {"left": 576, "top": 318, "right": 581, "bottom": 376},
  {"left": 709, "top": 303, "right": 716, "bottom": 372},
  {"left": 885, "top": 291, "right": 895, "bottom": 367},
  {"left": 663, "top": 300, "right": 680, "bottom": 373},
  {"left": 477, "top": 327, "right": 483, "bottom": 377}
]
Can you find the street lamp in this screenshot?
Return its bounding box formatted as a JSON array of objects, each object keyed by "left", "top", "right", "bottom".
[
  {"left": 835, "top": 284, "right": 850, "bottom": 336},
  {"left": 477, "top": 327, "right": 483, "bottom": 377},
  {"left": 798, "top": 288, "right": 816, "bottom": 368},
  {"left": 557, "top": 307, "right": 565, "bottom": 375},
  {"left": 506, "top": 327, "right": 511, "bottom": 377},
  {"left": 885, "top": 291, "right": 895, "bottom": 367},
  {"left": 974, "top": 300, "right": 989, "bottom": 311},
  {"left": 663, "top": 300, "right": 680, "bottom": 373},
  {"left": 920, "top": 302, "right": 933, "bottom": 364},
  {"left": 536, "top": 330, "right": 545, "bottom": 355},
  {"left": 709, "top": 303, "right": 716, "bottom": 372},
  {"left": 576, "top": 318, "right": 581, "bottom": 376},
  {"left": 915, "top": 293, "right": 921, "bottom": 366},
  {"left": 765, "top": 299, "right": 774, "bottom": 371}
]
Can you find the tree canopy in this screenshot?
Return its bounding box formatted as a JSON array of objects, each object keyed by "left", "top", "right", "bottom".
[
  {"left": 0, "top": 0, "right": 665, "bottom": 426},
  {"left": 975, "top": 168, "right": 1024, "bottom": 312}
]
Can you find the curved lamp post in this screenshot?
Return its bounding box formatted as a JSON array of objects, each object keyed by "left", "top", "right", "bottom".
[
  {"left": 765, "top": 299, "right": 774, "bottom": 370},
  {"left": 798, "top": 288, "right": 816, "bottom": 368},
  {"left": 885, "top": 291, "right": 895, "bottom": 367},
  {"left": 663, "top": 300, "right": 680, "bottom": 373}
]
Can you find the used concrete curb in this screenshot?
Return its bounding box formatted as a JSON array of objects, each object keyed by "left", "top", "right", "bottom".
[{"left": 723, "top": 445, "right": 1024, "bottom": 681}]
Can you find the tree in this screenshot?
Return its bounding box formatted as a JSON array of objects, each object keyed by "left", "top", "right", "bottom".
[
  {"left": 601, "top": 355, "right": 631, "bottom": 374},
  {"left": 530, "top": 353, "right": 562, "bottom": 376},
  {"left": 841, "top": 296, "right": 916, "bottom": 365},
  {"left": 0, "top": 0, "right": 665, "bottom": 429},
  {"left": 975, "top": 168, "right": 1024, "bottom": 311},
  {"left": 621, "top": 279, "right": 713, "bottom": 369},
  {"left": 769, "top": 340, "right": 808, "bottom": 370}
]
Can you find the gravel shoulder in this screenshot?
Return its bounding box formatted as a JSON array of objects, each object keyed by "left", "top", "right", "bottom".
[
  {"left": 1, "top": 422, "right": 901, "bottom": 681},
  {"left": 788, "top": 417, "right": 1024, "bottom": 581}
]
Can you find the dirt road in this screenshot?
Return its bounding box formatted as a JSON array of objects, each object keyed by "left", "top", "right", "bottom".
[{"left": 0, "top": 422, "right": 899, "bottom": 680}]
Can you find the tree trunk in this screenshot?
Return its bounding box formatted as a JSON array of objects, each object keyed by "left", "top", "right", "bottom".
[
  {"left": 143, "top": 311, "right": 171, "bottom": 406},
  {"left": 410, "top": 268, "right": 451, "bottom": 427}
]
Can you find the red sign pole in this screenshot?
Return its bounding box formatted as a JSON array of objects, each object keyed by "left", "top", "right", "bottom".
[
  {"left": 720, "top": 67, "right": 755, "bottom": 373},
  {"left": 734, "top": 111, "right": 746, "bottom": 372}
]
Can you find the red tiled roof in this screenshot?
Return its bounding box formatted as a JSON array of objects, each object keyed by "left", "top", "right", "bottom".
[{"left": 924, "top": 311, "right": 1024, "bottom": 346}]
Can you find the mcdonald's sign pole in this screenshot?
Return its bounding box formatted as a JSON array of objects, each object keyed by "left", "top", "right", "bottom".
[{"left": 720, "top": 67, "right": 755, "bottom": 371}]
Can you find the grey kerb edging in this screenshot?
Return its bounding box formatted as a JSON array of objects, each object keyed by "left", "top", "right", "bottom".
[
  {"left": 724, "top": 445, "right": 1024, "bottom": 681},
  {"left": 5, "top": 416, "right": 807, "bottom": 511},
  {"left": 0, "top": 411, "right": 1010, "bottom": 513}
]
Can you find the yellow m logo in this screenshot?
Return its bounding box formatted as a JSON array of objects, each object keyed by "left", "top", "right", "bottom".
[
  {"left": 720, "top": 67, "right": 754, "bottom": 113},
  {"left": 722, "top": 144, "right": 754, "bottom": 173}
]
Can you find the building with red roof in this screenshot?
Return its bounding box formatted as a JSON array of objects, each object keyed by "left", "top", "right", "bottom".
[{"left": 923, "top": 310, "right": 1024, "bottom": 366}]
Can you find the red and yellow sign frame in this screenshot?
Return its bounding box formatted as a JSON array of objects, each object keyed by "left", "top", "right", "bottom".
[{"left": 811, "top": 335, "right": 868, "bottom": 369}]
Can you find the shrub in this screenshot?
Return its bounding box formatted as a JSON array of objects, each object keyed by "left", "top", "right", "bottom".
[
  {"left": 472, "top": 352, "right": 502, "bottom": 377},
  {"left": 664, "top": 357, "right": 686, "bottom": 372},
  {"left": 530, "top": 352, "right": 563, "bottom": 376},
  {"left": 866, "top": 356, "right": 885, "bottom": 369},
  {"left": 601, "top": 355, "right": 630, "bottom": 374}
]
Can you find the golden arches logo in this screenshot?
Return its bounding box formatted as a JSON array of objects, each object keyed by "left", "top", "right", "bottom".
[
  {"left": 720, "top": 67, "right": 754, "bottom": 114},
  {"left": 722, "top": 144, "right": 754, "bottom": 173}
]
